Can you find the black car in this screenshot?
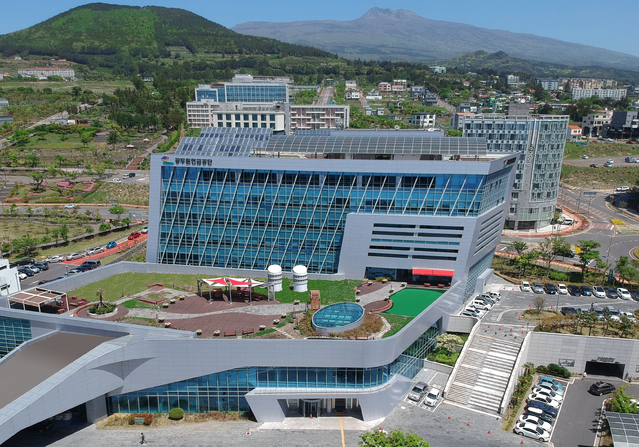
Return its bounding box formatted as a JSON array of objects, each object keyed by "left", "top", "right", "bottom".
[
  {"left": 561, "top": 307, "right": 579, "bottom": 316},
  {"left": 589, "top": 381, "right": 616, "bottom": 396},
  {"left": 568, "top": 285, "right": 582, "bottom": 296},
  {"left": 526, "top": 400, "right": 559, "bottom": 417},
  {"left": 629, "top": 289, "right": 639, "bottom": 301},
  {"left": 581, "top": 286, "right": 592, "bottom": 296},
  {"left": 605, "top": 287, "right": 619, "bottom": 299},
  {"left": 524, "top": 410, "right": 554, "bottom": 424},
  {"left": 15, "top": 258, "right": 35, "bottom": 266},
  {"left": 17, "top": 268, "right": 34, "bottom": 277},
  {"left": 544, "top": 283, "right": 558, "bottom": 294}
]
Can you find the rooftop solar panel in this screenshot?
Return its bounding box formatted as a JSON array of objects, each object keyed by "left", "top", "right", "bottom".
[{"left": 607, "top": 413, "right": 639, "bottom": 447}]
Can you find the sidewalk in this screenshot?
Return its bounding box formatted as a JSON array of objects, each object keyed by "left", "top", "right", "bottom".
[{"left": 502, "top": 206, "right": 587, "bottom": 239}]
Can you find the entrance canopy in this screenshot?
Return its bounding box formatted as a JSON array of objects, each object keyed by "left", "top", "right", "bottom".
[{"left": 412, "top": 268, "right": 454, "bottom": 277}]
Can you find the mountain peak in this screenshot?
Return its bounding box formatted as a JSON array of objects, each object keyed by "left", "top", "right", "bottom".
[{"left": 361, "top": 8, "right": 418, "bottom": 19}]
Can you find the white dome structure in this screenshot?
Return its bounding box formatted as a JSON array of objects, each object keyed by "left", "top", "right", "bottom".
[
  {"left": 267, "top": 264, "right": 283, "bottom": 292},
  {"left": 292, "top": 265, "right": 308, "bottom": 292}
]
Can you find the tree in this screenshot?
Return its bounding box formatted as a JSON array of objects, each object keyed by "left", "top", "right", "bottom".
[
  {"left": 12, "top": 236, "right": 38, "bottom": 256},
  {"left": 24, "top": 152, "right": 39, "bottom": 168},
  {"left": 107, "top": 131, "right": 121, "bottom": 146},
  {"left": 50, "top": 228, "right": 60, "bottom": 245},
  {"left": 359, "top": 429, "right": 430, "bottom": 447},
  {"left": 619, "top": 316, "right": 635, "bottom": 338},
  {"left": 537, "top": 236, "right": 570, "bottom": 278},
  {"left": 616, "top": 256, "right": 635, "bottom": 285},
  {"left": 597, "top": 259, "right": 611, "bottom": 283},
  {"left": 48, "top": 165, "right": 58, "bottom": 180},
  {"left": 59, "top": 224, "right": 69, "bottom": 242},
  {"left": 94, "top": 165, "right": 106, "bottom": 180},
  {"left": 161, "top": 108, "right": 185, "bottom": 130},
  {"left": 122, "top": 217, "right": 131, "bottom": 228},
  {"left": 99, "top": 222, "right": 111, "bottom": 232},
  {"left": 532, "top": 296, "right": 547, "bottom": 313},
  {"left": 610, "top": 386, "right": 639, "bottom": 414},
  {"left": 512, "top": 241, "right": 528, "bottom": 257},
  {"left": 80, "top": 132, "right": 93, "bottom": 147},
  {"left": 583, "top": 312, "right": 599, "bottom": 336},
  {"left": 576, "top": 240, "right": 601, "bottom": 282},
  {"left": 85, "top": 226, "right": 94, "bottom": 234},
  {"left": 9, "top": 129, "right": 30, "bottom": 146},
  {"left": 109, "top": 206, "right": 125, "bottom": 219},
  {"left": 28, "top": 171, "right": 47, "bottom": 191},
  {"left": 516, "top": 251, "right": 536, "bottom": 278}
]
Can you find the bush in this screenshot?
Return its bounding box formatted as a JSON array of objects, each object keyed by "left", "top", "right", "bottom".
[
  {"left": 168, "top": 408, "right": 184, "bottom": 420},
  {"left": 549, "top": 271, "right": 570, "bottom": 281},
  {"left": 128, "top": 414, "right": 136, "bottom": 425},
  {"left": 536, "top": 363, "right": 571, "bottom": 379},
  {"left": 88, "top": 303, "right": 116, "bottom": 314},
  {"left": 143, "top": 413, "right": 153, "bottom": 425}
]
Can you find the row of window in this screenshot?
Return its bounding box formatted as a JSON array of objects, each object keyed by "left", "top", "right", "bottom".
[{"left": 217, "top": 114, "right": 277, "bottom": 121}]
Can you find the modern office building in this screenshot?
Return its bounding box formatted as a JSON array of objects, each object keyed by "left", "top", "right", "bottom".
[
  {"left": 460, "top": 114, "right": 569, "bottom": 230},
  {"left": 571, "top": 88, "right": 627, "bottom": 101},
  {"left": 602, "top": 111, "right": 639, "bottom": 139},
  {"left": 581, "top": 110, "right": 613, "bottom": 137},
  {"left": 17, "top": 67, "right": 75, "bottom": 79},
  {"left": 195, "top": 75, "right": 290, "bottom": 103},
  {"left": 147, "top": 128, "right": 516, "bottom": 290}
]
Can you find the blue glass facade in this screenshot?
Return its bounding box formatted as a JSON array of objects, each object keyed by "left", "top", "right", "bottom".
[
  {"left": 157, "top": 166, "right": 508, "bottom": 273},
  {"left": 195, "top": 84, "right": 286, "bottom": 103},
  {"left": 108, "top": 325, "right": 439, "bottom": 414},
  {"left": 0, "top": 316, "right": 32, "bottom": 358}
]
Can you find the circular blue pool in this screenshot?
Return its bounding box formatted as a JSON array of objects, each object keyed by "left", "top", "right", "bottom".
[{"left": 312, "top": 302, "right": 365, "bottom": 335}]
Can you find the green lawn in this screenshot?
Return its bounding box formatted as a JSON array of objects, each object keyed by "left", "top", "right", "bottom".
[
  {"left": 382, "top": 314, "right": 414, "bottom": 338},
  {"left": 68, "top": 273, "right": 360, "bottom": 304},
  {"left": 564, "top": 141, "right": 639, "bottom": 159},
  {"left": 561, "top": 164, "right": 639, "bottom": 189},
  {"left": 384, "top": 288, "right": 444, "bottom": 317}
]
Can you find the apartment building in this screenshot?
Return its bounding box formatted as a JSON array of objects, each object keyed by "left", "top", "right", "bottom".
[
  {"left": 571, "top": 88, "right": 627, "bottom": 101},
  {"left": 18, "top": 67, "right": 75, "bottom": 79}
]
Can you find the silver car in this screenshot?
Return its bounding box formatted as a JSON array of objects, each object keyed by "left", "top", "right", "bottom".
[{"left": 408, "top": 382, "right": 428, "bottom": 402}]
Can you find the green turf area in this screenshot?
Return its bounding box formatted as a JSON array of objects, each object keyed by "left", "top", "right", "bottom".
[{"left": 384, "top": 288, "right": 444, "bottom": 317}]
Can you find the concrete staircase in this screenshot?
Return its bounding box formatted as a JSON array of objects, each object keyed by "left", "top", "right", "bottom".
[{"left": 446, "top": 333, "right": 522, "bottom": 414}]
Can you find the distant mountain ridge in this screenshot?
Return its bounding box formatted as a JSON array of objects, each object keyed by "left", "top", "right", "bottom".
[
  {"left": 234, "top": 8, "right": 639, "bottom": 72},
  {"left": 0, "top": 3, "right": 334, "bottom": 60}
]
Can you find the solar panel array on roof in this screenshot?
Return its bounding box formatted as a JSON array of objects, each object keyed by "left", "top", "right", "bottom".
[
  {"left": 295, "top": 129, "right": 332, "bottom": 136},
  {"left": 175, "top": 127, "right": 273, "bottom": 157},
  {"left": 607, "top": 412, "right": 639, "bottom": 447},
  {"left": 264, "top": 136, "right": 488, "bottom": 156}
]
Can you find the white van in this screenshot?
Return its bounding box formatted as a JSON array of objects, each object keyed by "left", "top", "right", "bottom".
[{"left": 616, "top": 186, "right": 630, "bottom": 192}]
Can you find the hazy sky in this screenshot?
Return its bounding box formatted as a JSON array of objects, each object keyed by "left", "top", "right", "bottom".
[{"left": 2, "top": 0, "right": 638, "bottom": 57}]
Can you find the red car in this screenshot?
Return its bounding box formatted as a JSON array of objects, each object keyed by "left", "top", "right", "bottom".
[{"left": 128, "top": 232, "right": 141, "bottom": 240}]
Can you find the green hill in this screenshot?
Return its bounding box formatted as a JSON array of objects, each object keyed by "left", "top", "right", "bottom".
[
  {"left": 445, "top": 51, "right": 639, "bottom": 83},
  {"left": 0, "top": 3, "right": 334, "bottom": 61}
]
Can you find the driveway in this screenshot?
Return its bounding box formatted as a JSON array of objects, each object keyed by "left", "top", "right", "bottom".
[{"left": 552, "top": 377, "right": 639, "bottom": 447}]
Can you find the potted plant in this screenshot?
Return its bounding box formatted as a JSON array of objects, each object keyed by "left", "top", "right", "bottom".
[
  {"left": 213, "top": 330, "right": 220, "bottom": 336},
  {"left": 273, "top": 319, "right": 280, "bottom": 325}
]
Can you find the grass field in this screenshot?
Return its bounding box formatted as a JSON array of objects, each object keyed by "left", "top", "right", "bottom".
[
  {"left": 68, "top": 273, "right": 360, "bottom": 304},
  {"left": 0, "top": 80, "right": 134, "bottom": 94},
  {"left": 561, "top": 164, "right": 639, "bottom": 189},
  {"left": 82, "top": 183, "right": 150, "bottom": 206},
  {"left": 384, "top": 288, "right": 444, "bottom": 317},
  {"left": 0, "top": 220, "right": 63, "bottom": 241},
  {"left": 564, "top": 141, "right": 639, "bottom": 159}
]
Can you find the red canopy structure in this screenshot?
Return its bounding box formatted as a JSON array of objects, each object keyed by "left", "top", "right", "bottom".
[
  {"left": 197, "top": 277, "right": 265, "bottom": 304},
  {"left": 412, "top": 268, "right": 454, "bottom": 277}
]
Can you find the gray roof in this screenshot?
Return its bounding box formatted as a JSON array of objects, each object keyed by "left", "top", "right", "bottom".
[{"left": 607, "top": 412, "right": 639, "bottom": 447}]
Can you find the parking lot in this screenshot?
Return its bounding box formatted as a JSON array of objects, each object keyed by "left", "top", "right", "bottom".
[{"left": 403, "top": 368, "right": 449, "bottom": 413}]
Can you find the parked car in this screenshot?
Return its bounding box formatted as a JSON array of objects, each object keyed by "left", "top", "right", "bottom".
[
  {"left": 86, "top": 246, "right": 105, "bottom": 256},
  {"left": 128, "top": 232, "right": 141, "bottom": 240},
  {"left": 560, "top": 307, "right": 578, "bottom": 316},
  {"left": 18, "top": 268, "right": 34, "bottom": 277},
  {"left": 514, "top": 422, "right": 551, "bottom": 442},
  {"left": 23, "top": 265, "right": 40, "bottom": 274},
  {"left": 106, "top": 241, "right": 117, "bottom": 249},
  {"left": 520, "top": 281, "right": 531, "bottom": 292},
  {"left": 590, "top": 164, "right": 598, "bottom": 168},
  {"left": 141, "top": 226, "right": 149, "bottom": 234},
  {"left": 18, "top": 272, "right": 27, "bottom": 281},
  {"left": 63, "top": 204, "right": 77, "bottom": 209},
  {"left": 604, "top": 162, "right": 613, "bottom": 167},
  {"left": 593, "top": 286, "right": 606, "bottom": 298},
  {"left": 568, "top": 285, "right": 582, "bottom": 296},
  {"left": 15, "top": 258, "right": 35, "bottom": 266},
  {"left": 532, "top": 388, "right": 563, "bottom": 402},
  {"left": 470, "top": 301, "right": 490, "bottom": 311},
  {"left": 589, "top": 382, "right": 616, "bottom": 396},
  {"left": 528, "top": 394, "right": 560, "bottom": 409},
  {"left": 66, "top": 252, "right": 84, "bottom": 261},
  {"left": 423, "top": 388, "right": 441, "bottom": 407},
  {"left": 524, "top": 407, "right": 555, "bottom": 424},
  {"left": 33, "top": 262, "right": 49, "bottom": 271},
  {"left": 593, "top": 307, "right": 605, "bottom": 320},
  {"left": 45, "top": 255, "right": 65, "bottom": 263},
  {"left": 557, "top": 284, "right": 568, "bottom": 295},
  {"left": 518, "top": 414, "right": 553, "bottom": 432},
  {"left": 535, "top": 381, "right": 564, "bottom": 396},
  {"left": 69, "top": 267, "right": 88, "bottom": 274},
  {"left": 581, "top": 154, "right": 589, "bottom": 159},
  {"left": 109, "top": 178, "right": 122, "bottom": 183},
  {"left": 526, "top": 400, "right": 559, "bottom": 417},
  {"left": 80, "top": 260, "right": 101, "bottom": 270},
  {"left": 629, "top": 289, "right": 639, "bottom": 301},
  {"left": 49, "top": 276, "right": 68, "bottom": 282},
  {"left": 408, "top": 382, "right": 428, "bottom": 402},
  {"left": 487, "top": 291, "right": 501, "bottom": 300},
  {"left": 605, "top": 287, "right": 619, "bottom": 299},
  {"left": 616, "top": 186, "right": 630, "bottom": 191},
  {"left": 604, "top": 306, "right": 620, "bottom": 316},
  {"left": 581, "top": 285, "right": 593, "bottom": 296},
  {"left": 461, "top": 310, "right": 480, "bottom": 318},
  {"left": 617, "top": 288, "right": 632, "bottom": 300},
  {"left": 544, "top": 283, "right": 557, "bottom": 295},
  {"left": 620, "top": 311, "right": 636, "bottom": 323},
  {"left": 533, "top": 283, "right": 545, "bottom": 294},
  {"left": 538, "top": 377, "right": 563, "bottom": 390}
]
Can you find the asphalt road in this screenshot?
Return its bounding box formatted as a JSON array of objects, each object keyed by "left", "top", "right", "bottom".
[{"left": 551, "top": 377, "right": 639, "bottom": 447}]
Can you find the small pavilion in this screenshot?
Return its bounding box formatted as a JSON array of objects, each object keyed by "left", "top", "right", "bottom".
[{"left": 197, "top": 277, "right": 265, "bottom": 305}]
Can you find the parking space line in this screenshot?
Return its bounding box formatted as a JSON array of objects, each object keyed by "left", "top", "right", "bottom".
[{"left": 549, "top": 381, "right": 569, "bottom": 443}]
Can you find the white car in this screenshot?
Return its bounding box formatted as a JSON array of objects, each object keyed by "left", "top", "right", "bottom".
[
  {"left": 620, "top": 311, "right": 636, "bottom": 322},
  {"left": 86, "top": 246, "right": 105, "bottom": 256},
  {"left": 141, "top": 226, "right": 149, "bottom": 234},
  {"left": 487, "top": 291, "right": 501, "bottom": 299},
  {"left": 423, "top": 388, "right": 441, "bottom": 407},
  {"left": 518, "top": 414, "right": 553, "bottom": 433},
  {"left": 46, "top": 255, "right": 65, "bottom": 263},
  {"left": 581, "top": 154, "right": 589, "bottom": 159},
  {"left": 528, "top": 394, "right": 560, "bottom": 409},
  {"left": 66, "top": 252, "right": 84, "bottom": 261},
  {"left": 18, "top": 272, "right": 27, "bottom": 281},
  {"left": 63, "top": 204, "right": 77, "bottom": 210},
  {"left": 535, "top": 382, "right": 564, "bottom": 396},
  {"left": 532, "top": 388, "right": 563, "bottom": 402},
  {"left": 617, "top": 288, "right": 632, "bottom": 300},
  {"left": 557, "top": 284, "right": 568, "bottom": 295},
  {"left": 470, "top": 301, "right": 490, "bottom": 311},
  {"left": 593, "top": 286, "right": 606, "bottom": 299},
  {"left": 514, "top": 422, "right": 551, "bottom": 442},
  {"left": 520, "top": 281, "right": 532, "bottom": 292},
  {"left": 109, "top": 178, "right": 122, "bottom": 183}
]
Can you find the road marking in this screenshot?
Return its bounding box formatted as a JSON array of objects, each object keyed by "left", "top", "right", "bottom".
[
  {"left": 340, "top": 417, "right": 345, "bottom": 447},
  {"left": 550, "top": 381, "right": 570, "bottom": 444}
]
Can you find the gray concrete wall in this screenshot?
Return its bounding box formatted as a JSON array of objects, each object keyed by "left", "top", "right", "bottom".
[
  {"left": 525, "top": 331, "right": 639, "bottom": 376},
  {"left": 445, "top": 315, "right": 477, "bottom": 334},
  {"left": 423, "top": 359, "right": 454, "bottom": 376},
  {"left": 499, "top": 332, "right": 531, "bottom": 414}
]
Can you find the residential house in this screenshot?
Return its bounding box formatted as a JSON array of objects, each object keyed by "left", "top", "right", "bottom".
[
  {"left": 423, "top": 92, "right": 439, "bottom": 107},
  {"left": 378, "top": 82, "right": 392, "bottom": 92},
  {"left": 567, "top": 125, "right": 583, "bottom": 141},
  {"left": 430, "top": 66, "right": 446, "bottom": 74},
  {"left": 345, "top": 89, "right": 360, "bottom": 101},
  {"left": 408, "top": 112, "right": 436, "bottom": 129},
  {"left": 581, "top": 110, "right": 613, "bottom": 137},
  {"left": 345, "top": 80, "right": 357, "bottom": 90}
]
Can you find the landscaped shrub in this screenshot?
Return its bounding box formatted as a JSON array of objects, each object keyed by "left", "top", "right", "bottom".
[
  {"left": 549, "top": 271, "right": 570, "bottom": 281},
  {"left": 128, "top": 413, "right": 136, "bottom": 425},
  {"left": 168, "top": 408, "right": 185, "bottom": 420},
  {"left": 88, "top": 303, "right": 116, "bottom": 314},
  {"left": 143, "top": 414, "right": 153, "bottom": 425},
  {"left": 536, "top": 363, "right": 571, "bottom": 379},
  {"left": 427, "top": 348, "right": 460, "bottom": 366}
]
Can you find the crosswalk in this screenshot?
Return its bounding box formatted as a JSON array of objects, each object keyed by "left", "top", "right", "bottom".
[{"left": 445, "top": 333, "right": 523, "bottom": 414}]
